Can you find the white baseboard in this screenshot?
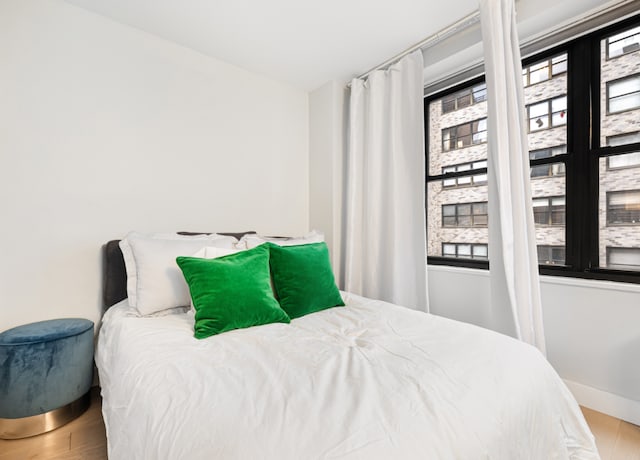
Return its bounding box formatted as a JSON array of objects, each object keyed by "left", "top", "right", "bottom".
[{"left": 564, "top": 379, "right": 640, "bottom": 426}]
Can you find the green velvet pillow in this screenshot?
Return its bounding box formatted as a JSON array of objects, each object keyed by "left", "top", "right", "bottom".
[
  {"left": 176, "top": 244, "right": 290, "bottom": 339},
  {"left": 267, "top": 242, "right": 344, "bottom": 319}
]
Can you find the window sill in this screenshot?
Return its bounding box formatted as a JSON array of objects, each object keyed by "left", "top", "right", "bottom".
[{"left": 427, "top": 261, "right": 640, "bottom": 292}]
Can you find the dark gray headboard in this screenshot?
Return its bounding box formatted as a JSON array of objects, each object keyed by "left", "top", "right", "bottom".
[{"left": 102, "top": 232, "right": 256, "bottom": 309}]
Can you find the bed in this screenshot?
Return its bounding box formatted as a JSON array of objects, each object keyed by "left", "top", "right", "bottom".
[{"left": 96, "top": 233, "right": 600, "bottom": 459}]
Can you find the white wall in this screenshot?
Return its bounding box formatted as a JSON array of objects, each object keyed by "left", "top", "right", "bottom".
[
  {"left": 308, "top": 80, "right": 347, "bottom": 285},
  {"left": 0, "top": 0, "right": 309, "bottom": 331},
  {"left": 429, "top": 265, "right": 640, "bottom": 424}
]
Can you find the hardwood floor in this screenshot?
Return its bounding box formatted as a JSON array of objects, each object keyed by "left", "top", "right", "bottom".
[
  {"left": 581, "top": 407, "right": 640, "bottom": 460},
  {"left": 0, "top": 387, "right": 107, "bottom": 460},
  {"left": 0, "top": 390, "right": 638, "bottom": 459}
]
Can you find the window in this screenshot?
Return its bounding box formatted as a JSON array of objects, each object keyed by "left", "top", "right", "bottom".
[
  {"left": 442, "top": 202, "right": 488, "bottom": 227},
  {"left": 607, "top": 25, "right": 640, "bottom": 58},
  {"left": 442, "top": 161, "right": 487, "bottom": 187},
  {"left": 529, "top": 145, "right": 567, "bottom": 160},
  {"left": 607, "top": 247, "right": 640, "bottom": 270},
  {"left": 528, "top": 96, "right": 567, "bottom": 132},
  {"left": 607, "top": 190, "right": 640, "bottom": 224},
  {"left": 533, "top": 196, "right": 566, "bottom": 225},
  {"left": 530, "top": 146, "right": 567, "bottom": 178},
  {"left": 607, "top": 74, "right": 640, "bottom": 113},
  {"left": 442, "top": 84, "right": 487, "bottom": 113},
  {"left": 522, "top": 54, "right": 567, "bottom": 86},
  {"left": 442, "top": 118, "right": 487, "bottom": 151},
  {"left": 442, "top": 243, "right": 488, "bottom": 260},
  {"left": 426, "top": 15, "right": 640, "bottom": 282},
  {"left": 537, "top": 246, "right": 566, "bottom": 265}
]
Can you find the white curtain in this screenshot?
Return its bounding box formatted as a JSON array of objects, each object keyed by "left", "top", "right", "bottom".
[
  {"left": 344, "top": 50, "right": 428, "bottom": 311},
  {"left": 480, "top": 0, "right": 546, "bottom": 354}
]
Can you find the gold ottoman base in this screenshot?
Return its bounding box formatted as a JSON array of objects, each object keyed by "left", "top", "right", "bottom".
[{"left": 0, "top": 391, "right": 91, "bottom": 440}]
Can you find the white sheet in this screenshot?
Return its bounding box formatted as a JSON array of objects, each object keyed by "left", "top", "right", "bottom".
[{"left": 96, "top": 294, "right": 599, "bottom": 459}]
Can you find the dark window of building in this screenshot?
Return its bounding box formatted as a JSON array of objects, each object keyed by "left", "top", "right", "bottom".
[
  {"left": 537, "top": 245, "right": 566, "bottom": 265},
  {"left": 442, "top": 161, "right": 488, "bottom": 187},
  {"left": 532, "top": 196, "right": 565, "bottom": 225},
  {"left": 442, "top": 84, "right": 487, "bottom": 113},
  {"left": 442, "top": 118, "right": 487, "bottom": 151},
  {"left": 607, "top": 247, "right": 640, "bottom": 270},
  {"left": 607, "top": 74, "right": 640, "bottom": 113},
  {"left": 442, "top": 243, "right": 488, "bottom": 260},
  {"left": 607, "top": 25, "right": 640, "bottom": 59},
  {"left": 527, "top": 96, "right": 567, "bottom": 132},
  {"left": 522, "top": 54, "right": 567, "bottom": 86},
  {"left": 442, "top": 202, "right": 488, "bottom": 227},
  {"left": 607, "top": 190, "right": 640, "bottom": 224}
]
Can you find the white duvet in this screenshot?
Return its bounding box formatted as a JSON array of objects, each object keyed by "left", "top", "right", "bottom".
[{"left": 96, "top": 293, "right": 599, "bottom": 460}]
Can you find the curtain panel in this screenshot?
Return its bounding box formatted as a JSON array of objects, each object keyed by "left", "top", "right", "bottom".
[
  {"left": 480, "top": 0, "right": 546, "bottom": 354},
  {"left": 344, "top": 51, "right": 428, "bottom": 311}
]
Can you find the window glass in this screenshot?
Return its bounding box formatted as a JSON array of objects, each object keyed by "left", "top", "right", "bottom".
[
  {"left": 608, "top": 75, "right": 640, "bottom": 113},
  {"left": 608, "top": 152, "right": 640, "bottom": 169},
  {"left": 607, "top": 190, "right": 640, "bottom": 224},
  {"left": 607, "top": 25, "right": 640, "bottom": 59},
  {"left": 606, "top": 247, "right": 640, "bottom": 270},
  {"left": 537, "top": 245, "right": 566, "bottom": 265}
]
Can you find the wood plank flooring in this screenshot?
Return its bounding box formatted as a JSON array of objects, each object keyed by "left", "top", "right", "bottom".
[
  {"left": 0, "top": 387, "right": 107, "bottom": 460},
  {"left": 581, "top": 406, "right": 640, "bottom": 460},
  {"left": 0, "top": 389, "right": 638, "bottom": 459}
]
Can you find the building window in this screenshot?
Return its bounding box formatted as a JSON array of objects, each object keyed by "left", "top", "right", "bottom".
[
  {"left": 442, "top": 161, "right": 487, "bottom": 187},
  {"left": 522, "top": 54, "right": 567, "bottom": 86},
  {"left": 442, "top": 243, "right": 488, "bottom": 260},
  {"left": 442, "top": 118, "right": 487, "bottom": 151},
  {"left": 607, "top": 74, "right": 640, "bottom": 113},
  {"left": 530, "top": 145, "right": 567, "bottom": 178},
  {"left": 442, "top": 202, "right": 488, "bottom": 227},
  {"left": 607, "top": 25, "right": 640, "bottom": 59},
  {"left": 607, "top": 190, "right": 640, "bottom": 224},
  {"left": 426, "top": 15, "right": 640, "bottom": 282},
  {"left": 442, "top": 84, "right": 487, "bottom": 113},
  {"left": 528, "top": 96, "right": 567, "bottom": 132},
  {"left": 607, "top": 149, "right": 640, "bottom": 169},
  {"left": 607, "top": 247, "right": 640, "bottom": 270},
  {"left": 537, "top": 245, "right": 566, "bottom": 265},
  {"left": 532, "top": 196, "right": 565, "bottom": 225}
]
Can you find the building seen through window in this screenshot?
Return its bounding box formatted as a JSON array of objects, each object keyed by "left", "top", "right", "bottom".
[{"left": 426, "top": 18, "right": 640, "bottom": 275}]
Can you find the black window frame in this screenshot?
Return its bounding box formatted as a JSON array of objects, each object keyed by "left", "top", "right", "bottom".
[{"left": 425, "top": 14, "right": 640, "bottom": 284}]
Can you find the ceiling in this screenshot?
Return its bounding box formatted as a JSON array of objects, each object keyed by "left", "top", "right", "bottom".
[{"left": 63, "top": 0, "right": 479, "bottom": 91}]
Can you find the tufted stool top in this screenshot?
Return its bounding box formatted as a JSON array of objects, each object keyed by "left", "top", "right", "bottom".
[{"left": 0, "top": 319, "right": 94, "bottom": 345}]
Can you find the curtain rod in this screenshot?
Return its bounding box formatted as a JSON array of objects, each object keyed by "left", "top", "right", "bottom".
[{"left": 348, "top": 10, "right": 480, "bottom": 86}]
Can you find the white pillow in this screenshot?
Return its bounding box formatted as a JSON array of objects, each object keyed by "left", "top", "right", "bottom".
[
  {"left": 119, "top": 232, "right": 238, "bottom": 315},
  {"left": 240, "top": 230, "right": 324, "bottom": 249}
]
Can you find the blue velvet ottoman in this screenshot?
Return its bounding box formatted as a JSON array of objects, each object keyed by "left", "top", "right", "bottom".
[{"left": 0, "top": 318, "right": 94, "bottom": 439}]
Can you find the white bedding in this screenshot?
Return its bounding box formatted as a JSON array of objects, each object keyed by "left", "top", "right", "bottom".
[{"left": 96, "top": 293, "right": 599, "bottom": 459}]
